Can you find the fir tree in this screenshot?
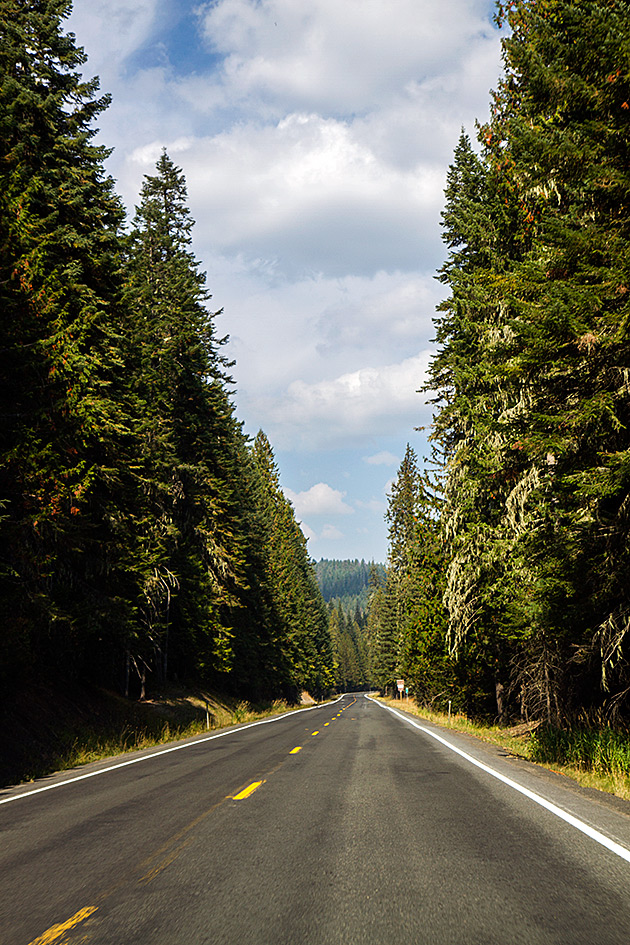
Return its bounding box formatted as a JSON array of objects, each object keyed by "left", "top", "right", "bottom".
[
  {"left": 0, "top": 0, "right": 134, "bottom": 687},
  {"left": 368, "top": 564, "right": 397, "bottom": 693},
  {"left": 250, "top": 432, "right": 335, "bottom": 698},
  {"left": 123, "top": 151, "right": 250, "bottom": 692},
  {"left": 486, "top": 0, "right": 630, "bottom": 718},
  {"left": 429, "top": 0, "right": 630, "bottom": 721}
]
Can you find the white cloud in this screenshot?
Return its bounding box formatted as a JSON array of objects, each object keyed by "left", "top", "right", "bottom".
[
  {"left": 284, "top": 483, "right": 353, "bottom": 518},
  {"left": 200, "top": 267, "right": 441, "bottom": 425},
  {"left": 71, "top": 0, "right": 502, "bottom": 280},
  {"left": 321, "top": 524, "right": 344, "bottom": 541},
  {"left": 364, "top": 452, "right": 399, "bottom": 467},
  {"left": 125, "top": 116, "right": 444, "bottom": 278},
  {"left": 65, "top": 0, "right": 504, "bottom": 559},
  {"left": 129, "top": 137, "right": 196, "bottom": 166},
  {"left": 315, "top": 273, "right": 444, "bottom": 359},
  {"left": 198, "top": 0, "right": 497, "bottom": 116},
  {"left": 68, "top": 1, "right": 158, "bottom": 74},
  {"left": 268, "top": 351, "right": 432, "bottom": 449}
]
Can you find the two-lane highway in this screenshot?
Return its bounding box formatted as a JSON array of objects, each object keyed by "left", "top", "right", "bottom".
[{"left": 2, "top": 694, "right": 630, "bottom": 944}]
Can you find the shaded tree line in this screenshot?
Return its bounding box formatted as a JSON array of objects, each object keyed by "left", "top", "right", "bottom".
[
  {"left": 0, "top": 0, "right": 334, "bottom": 704},
  {"left": 371, "top": 0, "right": 630, "bottom": 725},
  {"left": 368, "top": 447, "right": 462, "bottom": 706},
  {"left": 315, "top": 557, "right": 385, "bottom": 620},
  {"left": 328, "top": 601, "right": 372, "bottom": 692},
  {"left": 316, "top": 558, "right": 376, "bottom": 601},
  {"left": 315, "top": 559, "right": 382, "bottom": 691}
]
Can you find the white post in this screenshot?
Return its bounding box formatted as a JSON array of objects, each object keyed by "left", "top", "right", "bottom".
[{"left": 448, "top": 700, "right": 452, "bottom": 723}]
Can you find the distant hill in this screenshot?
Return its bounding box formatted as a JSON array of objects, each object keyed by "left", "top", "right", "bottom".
[{"left": 314, "top": 558, "right": 386, "bottom": 614}]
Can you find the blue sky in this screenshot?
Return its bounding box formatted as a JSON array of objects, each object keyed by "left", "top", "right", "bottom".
[{"left": 68, "top": 0, "right": 503, "bottom": 563}]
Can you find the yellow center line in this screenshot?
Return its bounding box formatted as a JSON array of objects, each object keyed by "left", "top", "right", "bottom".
[
  {"left": 27, "top": 906, "right": 98, "bottom": 945},
  {"left": 324, "top": 722, "right": 330, "bottom": 726},
  {"left": 289, "top": 746, "right": 302, "bottom": 754},
  {"left": 232, "top": 780, "right": 265, "bottom": 800},
  {"left": 312, "top": 730, "right": 319, "bottom": 735}
]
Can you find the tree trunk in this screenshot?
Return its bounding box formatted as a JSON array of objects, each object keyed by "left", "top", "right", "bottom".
[{"left": 495, "top": 679, "right": 505, "bottom": 722}]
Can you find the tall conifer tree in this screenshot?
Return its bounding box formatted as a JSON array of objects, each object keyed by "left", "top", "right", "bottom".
[
  {"left": 123, "top": 152, "right": 250, "bottom": 690},
  {"left": 0, "top": 0, "right": 133, "bottom": 686},
  {"left": 430, "top": 0, "right": 630, "bottom": 720},
  {"left": 250, "top": 432, "right": 335, "bottom": 697}
]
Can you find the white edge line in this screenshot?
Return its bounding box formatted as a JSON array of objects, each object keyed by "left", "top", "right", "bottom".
[
  {"left": 0, "top": 695, "right": 344, "bottom": 806},
  {"left": 369, "top": 696, "right": 630, "bottom": 866}
]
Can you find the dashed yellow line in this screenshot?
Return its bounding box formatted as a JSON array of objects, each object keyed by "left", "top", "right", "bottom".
[
  {"left": 27, "top": 906, "right": 98, "bottom": 945},
  {"left": 232, "top": 780, "right": 265, "bottom": 800},
  {"left": 26, "top": 706, "right": 364, "bottom": 944}
]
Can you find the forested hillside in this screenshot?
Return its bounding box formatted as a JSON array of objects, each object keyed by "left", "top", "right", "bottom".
[
  {"left": 371, "top": 0, "right": 630, "bottom": 725},
  {"left": 313, "top": 560, "right": 383, "bottom": 691},
  {"left": 315, "top": 558, "right": 385, "bottom": 610},
  {"left": 0, "top": 1, "right": 334, "bottom": 706}
]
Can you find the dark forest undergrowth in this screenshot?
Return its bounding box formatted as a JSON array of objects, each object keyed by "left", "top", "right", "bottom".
[{"left": 0, "top": 683, "right": 298, "bottom": 789}]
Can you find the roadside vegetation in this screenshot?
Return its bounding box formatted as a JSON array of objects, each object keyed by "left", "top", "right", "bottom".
[
  {"left": 0, "top": 684, "right": 302, "bottom": 788},
  {"left": 368, "top": 1, "right": 630, "bottom": 805},
  {"left": 378, "top": 697, "right": 630, "bottom": 801},
  {"left": 1, "top": 3, "right": 336, "bottom": 738}
]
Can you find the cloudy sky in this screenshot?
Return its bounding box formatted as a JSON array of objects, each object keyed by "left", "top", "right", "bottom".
[{"left": 68, "top": 0, "right": 504, "bottom": 562}]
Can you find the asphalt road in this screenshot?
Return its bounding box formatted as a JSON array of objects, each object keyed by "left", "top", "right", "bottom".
[{"left": 3, "top": 693, "right": 630, "bottom": 944}]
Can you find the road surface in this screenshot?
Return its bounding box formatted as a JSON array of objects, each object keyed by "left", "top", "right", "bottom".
[{"left": 2, "top": 693, "right": 630, "bottom": 944}]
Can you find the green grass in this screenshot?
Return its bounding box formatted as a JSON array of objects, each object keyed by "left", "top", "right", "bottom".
[
  {"left": 530, "top": 724, "right": 630, "bottom": 777},
  {"left": 377, "top": 696, "right": 630, "bottom": 801}
]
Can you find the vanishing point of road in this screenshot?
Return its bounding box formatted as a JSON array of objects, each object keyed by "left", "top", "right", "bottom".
[{"left": 2, "top": 694, "right": 630, "bottom": 944}]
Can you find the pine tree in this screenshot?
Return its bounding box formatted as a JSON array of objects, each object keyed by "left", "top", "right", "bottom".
[
  {"left": 381, "top": 446, "right": 453, "bottom": 704},
  {"left": 368, "top": 564, "right": 397, "bottom": 693},
  {"left": 484, "top": 0, "right": 630, "bottom": 718},
  {"left": 328, "top": 601, "right": 371, "bottom": 691},
  {"left": 427, "top": 127, "right": 527, "bottom": 717},
  {"left": 429, "top": 0, "right": 630, "bottom": 721}
]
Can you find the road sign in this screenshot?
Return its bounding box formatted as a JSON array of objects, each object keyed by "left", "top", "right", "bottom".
[{"left": 396, "top": 679, "right": 404, "bottom": 691}]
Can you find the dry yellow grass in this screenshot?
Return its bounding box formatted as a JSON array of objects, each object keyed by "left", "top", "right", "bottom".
[
  {"left": 56, "top": 694, "right": 297, "bottom": 774},
  {"left": 376, "top": 696, "right": 630, "bottom": 801}
]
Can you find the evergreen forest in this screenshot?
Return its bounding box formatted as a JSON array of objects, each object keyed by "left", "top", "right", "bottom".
[
  {"left": 371, "top": 0, "right": 630, "bottom": 728},
  {"left": 315, "top": 559, "right": 382, "bottom": 691},
  {"left": 0, "top": 0, "right": 335, "bottom": 707},
  {"left": 315, "top": 558, "right": 385, "bottom": 613},
  {"left": 4, "top": 0, "right": 630, "bottom": 745}
]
